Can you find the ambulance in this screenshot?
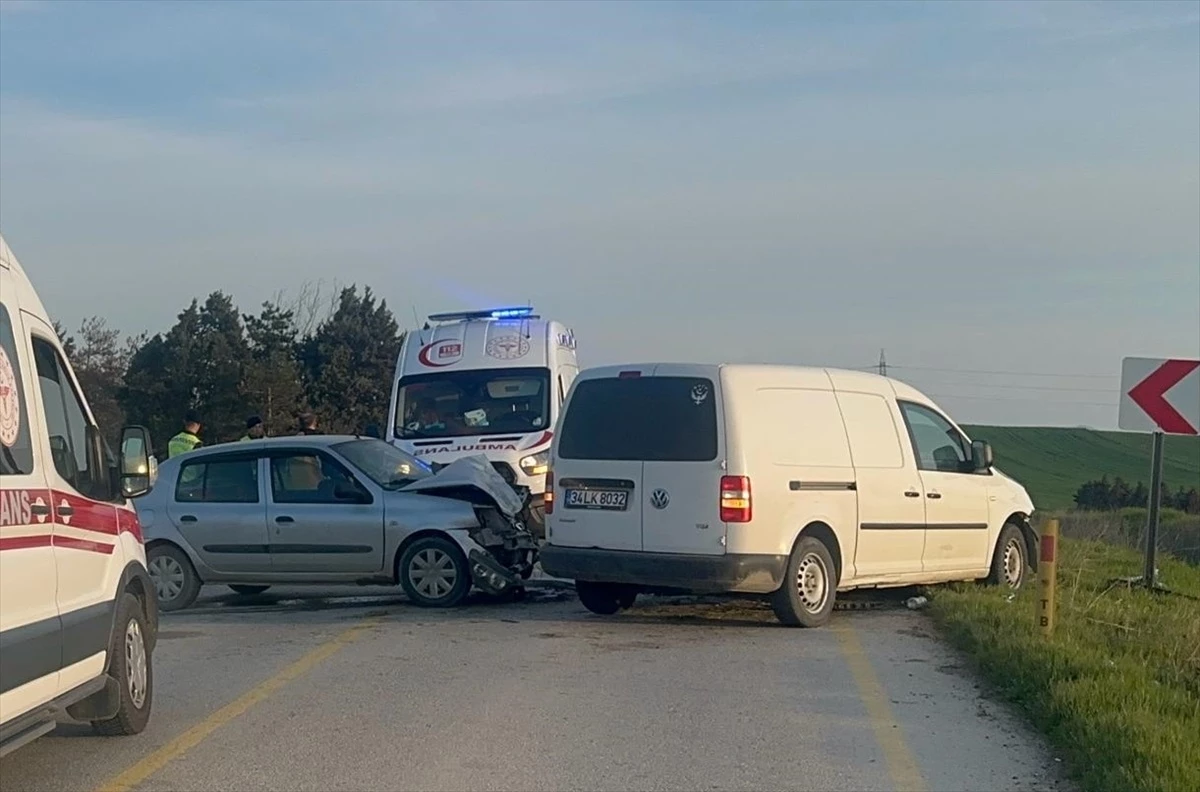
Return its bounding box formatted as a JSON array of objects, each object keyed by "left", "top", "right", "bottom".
[
  {"left": 386, "top": 307, "right": 579, "bottom": 539},
  {"left": 1, "top": 233, "right": 157, "bottom": 756}
]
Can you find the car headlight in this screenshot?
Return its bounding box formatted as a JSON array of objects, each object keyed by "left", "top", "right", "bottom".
[{"left": 519, "top": 451, "right": 549, "bottom": 476}]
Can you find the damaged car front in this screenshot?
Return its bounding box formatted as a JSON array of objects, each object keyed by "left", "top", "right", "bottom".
[{"left": 337, "top": 439, "right": 537, "bottom": 606}]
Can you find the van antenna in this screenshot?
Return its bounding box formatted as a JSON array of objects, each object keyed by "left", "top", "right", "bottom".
[{"left": 411, "top": 305, "right": 424, "bottom": 344}]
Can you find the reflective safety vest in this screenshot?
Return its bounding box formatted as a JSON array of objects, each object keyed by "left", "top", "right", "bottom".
[{"left": 167, "top": 431, "right": 202, "bottom": 458}]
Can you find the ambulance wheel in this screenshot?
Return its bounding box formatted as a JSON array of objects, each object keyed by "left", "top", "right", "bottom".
[{"left": 92, "top": 593, "right": 153, "bottom": 736}]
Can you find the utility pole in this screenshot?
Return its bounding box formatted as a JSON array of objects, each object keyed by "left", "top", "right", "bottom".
[{"left": 878, "top": 349, "right": 888, "bottom": 377}]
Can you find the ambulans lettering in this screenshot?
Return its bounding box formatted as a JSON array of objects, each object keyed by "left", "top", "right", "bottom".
[
  {"left": 412, "top": 443, "right": 518, "bottom": 456},
  {"left": 0, "top": 489, "right": 33, "bottom": 526}
]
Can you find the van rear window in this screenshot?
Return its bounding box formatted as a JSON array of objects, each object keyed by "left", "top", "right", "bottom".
[{"left": 558, "top": 376, "right": 718, "bottom": 462}]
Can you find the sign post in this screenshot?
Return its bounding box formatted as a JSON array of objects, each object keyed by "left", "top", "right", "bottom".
[
  {"left": 1038, "top": 518, "right": 1058, "bottom": 638},
  {"left": 1118, "top": 357, "right": 1200, "bottom": 592}
]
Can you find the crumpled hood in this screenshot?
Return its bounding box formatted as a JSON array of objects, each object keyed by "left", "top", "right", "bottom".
[{"left": 399, "top": 454, "right": 525, "bottom": 517}]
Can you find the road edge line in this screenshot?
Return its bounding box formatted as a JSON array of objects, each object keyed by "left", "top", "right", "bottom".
[
  {"left": 94, "top": 617, "right": 381, "bottom": 792},
  {"left": 834, "top": 625, "right": 927, "bottom": 792}
]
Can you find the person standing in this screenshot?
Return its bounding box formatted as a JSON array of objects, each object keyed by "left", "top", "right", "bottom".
[
  {"left": 240, "top": 415, "right": 266, "bottom": 441},
  {"left": 296, "top": 412, "right": 321, "bottom": 435},
  {"left": 167, "top": 411, "right": 203, "bottom": 458}
]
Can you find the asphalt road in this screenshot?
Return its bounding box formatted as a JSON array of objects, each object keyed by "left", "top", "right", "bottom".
[{"left": 2, "top": 584, "right": 1075, "bottom": 792}]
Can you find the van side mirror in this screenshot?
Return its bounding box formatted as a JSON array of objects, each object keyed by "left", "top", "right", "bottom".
[
  {"left": 971, "top": 440, "right": 994, "bottom": 473},
  {"left": 119, "top": 425, "right": 155, "bottom": 498}
]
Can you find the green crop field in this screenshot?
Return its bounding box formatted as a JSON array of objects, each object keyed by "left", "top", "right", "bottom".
[{"left": 962, "top": 425, "right": 1200, "bottom": 511}]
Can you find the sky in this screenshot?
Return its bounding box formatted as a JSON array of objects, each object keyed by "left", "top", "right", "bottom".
[{"left": 1, "top": 0, "right": 1198, "bottom": 429}]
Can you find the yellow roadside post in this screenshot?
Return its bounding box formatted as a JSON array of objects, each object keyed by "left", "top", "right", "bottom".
[{"left": 1038, "top": 518, "right": 1058, "bottom": 637}]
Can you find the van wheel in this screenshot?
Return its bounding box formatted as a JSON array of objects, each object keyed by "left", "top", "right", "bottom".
[
  {"left": 771, "top": 536, "right": 837, "bottom": 628},
  {"left": 576, "top": 581, "right": 622, "bottom": 615},
  {"left": 228, "top": 585, "right": 271, "bottom": 596},
  {"left": 987, "top": 523, "right": 1029, "bottom": 590},
  {"left": 617, "top": 589, "right": 638, "bottom": 610},
  {"left": 398, "top": 536, "right": 471, "bottom": 607},
  {"left": 147, "top": 544, "right": 201, "bottom": 612},
  {"left": 92, "top": 593, "right": 153, "bottom": 736}
]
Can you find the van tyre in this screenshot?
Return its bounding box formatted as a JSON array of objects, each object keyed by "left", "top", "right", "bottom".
[
  {"left": 92, "top": 593, "right": 153, "bottom": 736},
  {"left": 398, "top": 536, "right": 471, "bottom": 608},
  {"left": 771, "top": 536, "right": 837, "bottom": 628},
  {"left": 576, "top": 581, "right": 623, "bottom": 615},
  {"left": 228, "top": 585, "right": 271, "bottom": 596},
  {"left": 147, "top": 544, "right": 201, "bottom": 612},
  {"left": 987, "top": 523, "right": 1029, "bottom": 590}
]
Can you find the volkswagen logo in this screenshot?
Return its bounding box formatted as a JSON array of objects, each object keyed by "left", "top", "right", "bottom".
[{"left": 650, "top": 489, "right": 670, "bottom": 510}]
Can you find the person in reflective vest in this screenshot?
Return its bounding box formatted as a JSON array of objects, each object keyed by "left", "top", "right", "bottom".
[
  {"left": 240, "top": 415, "right": 265, "bottom": 442},
  {"left": 167, "top": 411, "right": 203, "bottom": 458}
]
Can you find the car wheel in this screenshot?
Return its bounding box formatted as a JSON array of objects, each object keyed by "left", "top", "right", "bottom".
[
  {"left": 228, "top": 585, "right": 271, "bottom": 596},
  {"left": 398, "top": 536, "right": 471, "bottom": 608},
  {"left": 617, "top": 588, "right": 638, "bottom": 610},
  {"left": 771, "top": 536, "right": 837, "bottom": 628},
  {"left": 147, "top": 544, "right": 201, "bottom": 612},
  {"left": 576, "top": 581, "right": 622, "bottom": 615},
  {"left": 92, "top": 593, "right": 153, "bottom": 736},
  {"left": 987, "top": 523, "right": 1029, "bottom": 590}
]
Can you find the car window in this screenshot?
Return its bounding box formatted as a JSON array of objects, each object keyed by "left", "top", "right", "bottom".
[
  {"left": 899, "top": 402, "right": 969, "bottom": 473},
  {"left": 559, "top": 376, "right": 718, "bottom": 462},
  {"left": 176, "top": 457, "right": 259, "bottom": 503},
  {"left": 32, "top": 336, "right": 104, "bottom": 498},
  {"left": 0, "top": 303, "right": 35, "bottom": 476},
  {"left": 331, "top": 438, "right": 430, "bottom": 489},
  {"left": 270, "top": 452, "right": 357, "bottom": 504}
]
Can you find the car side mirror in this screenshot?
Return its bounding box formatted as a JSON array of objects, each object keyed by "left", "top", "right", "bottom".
[
  {"left": 971, "top": 439, "right": 994, "bottom": 473},
  {"left": 334, "top": 480, "right": 370, "bottom": 503},
  {"left": 119, "top": 425, "right": 154, "bottom": 498}
]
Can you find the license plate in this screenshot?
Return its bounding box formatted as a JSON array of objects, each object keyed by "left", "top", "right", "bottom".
[{"left": 564, "top": 488, "right": 629, "bottom": 511}]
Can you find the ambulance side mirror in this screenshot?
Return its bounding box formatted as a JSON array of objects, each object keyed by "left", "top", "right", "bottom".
[{"left": 119, "top": 425, "right": 154, "bottom": 498}]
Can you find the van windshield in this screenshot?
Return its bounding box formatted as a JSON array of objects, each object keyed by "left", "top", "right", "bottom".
[
  {"left": 558, "top": 376, "right": 718, "bottom": 461},
  {"left": 395, "top": 367, "right": 551, "bottom": 439}
]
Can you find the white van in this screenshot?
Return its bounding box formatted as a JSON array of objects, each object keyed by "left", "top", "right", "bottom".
[
  {"left": 0, "top": 234, "right": 157, "bottom": 756},
  {"left": 539, "top": 363, "right": 1037, "bottom": 627},
  {"left": 387, "top": 307, "right": 579, "bottom": 539}
]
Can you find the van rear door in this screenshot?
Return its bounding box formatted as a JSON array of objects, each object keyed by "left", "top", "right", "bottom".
[
  {"left": 638, "top": 367, "right": 725, "bottom": 555},
  {"left": 553, "top": 370, "right": 647, "bottom": 551}
]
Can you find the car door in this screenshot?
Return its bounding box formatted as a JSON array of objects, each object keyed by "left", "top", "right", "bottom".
[
  {"left": 835, "top": 390, "right": 927, "bottom": 579},
  {"left": 266, "top": 449, "right": 384, "bottom": 573},
  {"left": 165, "top": 451, "right": 269, "bottom": 573},
  {"left": 0, "top": 294, "right": 61, "bottom": 712},
  {"left": 898, "top": 401, "right": 991, "bottom": 574}
]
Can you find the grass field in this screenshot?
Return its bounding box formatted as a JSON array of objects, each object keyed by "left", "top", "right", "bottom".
[
  {"left": 929, "top": 536, "right": 1200, "bottom": 792},
  {"left": 963, "top": 425, "right": 1200, "bottom": 511}
]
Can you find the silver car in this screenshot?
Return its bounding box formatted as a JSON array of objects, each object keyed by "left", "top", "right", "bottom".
[{"left": 134, "top": 435, "right": 537, "bottom": 611}]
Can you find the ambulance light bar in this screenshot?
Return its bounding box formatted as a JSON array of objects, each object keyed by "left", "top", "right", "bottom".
[{"left": 427, "top": 307, "right": 537, "bottom": 322}]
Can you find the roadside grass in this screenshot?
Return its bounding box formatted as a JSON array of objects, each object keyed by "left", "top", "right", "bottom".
[
  {"left": 928, "top": 538, "right": 1200, "bottom": 792},
  {"left": 1056, "top": 508, "right": 1200, "bottom": 565}
]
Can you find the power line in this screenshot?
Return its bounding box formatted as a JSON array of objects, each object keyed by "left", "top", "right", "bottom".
[
  {"left": 925, "top": 391, "right": 1115, "bottom": 408},
  {"left": 889, "top": 364, "right": 1116, "bottom": 380}
]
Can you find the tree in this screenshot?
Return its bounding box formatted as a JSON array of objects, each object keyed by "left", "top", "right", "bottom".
[
  {"left": 121, "top": 293, "right": 251, "bottom": 449},
  {"left": 298, "top": 285, "right": 402, "bottom": 433},
  {"left": 70, "top": 317, "right": 136, "bottom": 445},
  {"left": 243, "top": 299, "right": 307, "bottom": 436},
  {"left": 53, "top": 319, "right": 78, "bottom": 358}
]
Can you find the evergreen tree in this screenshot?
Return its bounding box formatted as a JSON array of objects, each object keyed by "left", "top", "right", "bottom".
[{"left": 243, "top": 300, "right": 307, "bottom": 436}]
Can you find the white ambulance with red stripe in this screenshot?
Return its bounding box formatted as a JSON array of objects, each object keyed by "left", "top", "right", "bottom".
[
  {"left": 386, "top": 307, "right": 579, "bottom": 539},
  {"left": 0, "top": 233, "right": 157, "bottom": 756}
]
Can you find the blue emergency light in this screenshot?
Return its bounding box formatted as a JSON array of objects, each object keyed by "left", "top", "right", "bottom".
[{"left": 428, "top": 306, "right": 537, "bottom": 322}]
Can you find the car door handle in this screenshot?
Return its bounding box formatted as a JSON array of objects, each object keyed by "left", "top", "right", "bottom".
[
  {"left": 30, "top": 503, "right": 51, "bottom": 516},
  {"left": 904, "top": 490, "right": 920, "bottom": 498},
  {"left": 179, "top": 515, "right": 198, "bottom": 523},
  {"left": 275, "top": 516, "right": 294, "bottom": 524},
  {"left": 927, "top": 492, "right": 942, "bottom": 500},
  {"left": 57, "top": 504, "right": 74, "bottom": 516}
]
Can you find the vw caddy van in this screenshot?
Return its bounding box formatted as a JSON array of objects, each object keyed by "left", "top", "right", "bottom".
[
  {"left": 538, "top": 363, "right": 1037, "bottom": 627},
  {"left": 0, "top": 233, "right": 157, "bottom": 756}
]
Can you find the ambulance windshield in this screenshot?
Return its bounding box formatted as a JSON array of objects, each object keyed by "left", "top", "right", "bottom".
[{"left": 395, "top": 367, "right": 551, "bottom": 439}]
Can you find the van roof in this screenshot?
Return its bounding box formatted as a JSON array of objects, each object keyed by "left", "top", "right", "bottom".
[
  {"left": 398, "top": 314, "right": 572, "bottom": 377},
  {"left": 0, "top": 233, "right": 52, "bottom": 321}
]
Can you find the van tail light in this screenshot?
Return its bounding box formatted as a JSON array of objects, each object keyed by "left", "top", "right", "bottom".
[
  {"left": 544, "top": 468, "right": 554, "bottom": 515},
  {"left": 720, "top": 476, "right": 752, "bottom": 523}
]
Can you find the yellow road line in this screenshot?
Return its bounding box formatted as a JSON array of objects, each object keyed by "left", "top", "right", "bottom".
[
  {"left": 834, "top": 626, "right": 927, "bottom": 792},
  {"left": 95, "top": 617, "right": 382, "bottom": 792}
]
